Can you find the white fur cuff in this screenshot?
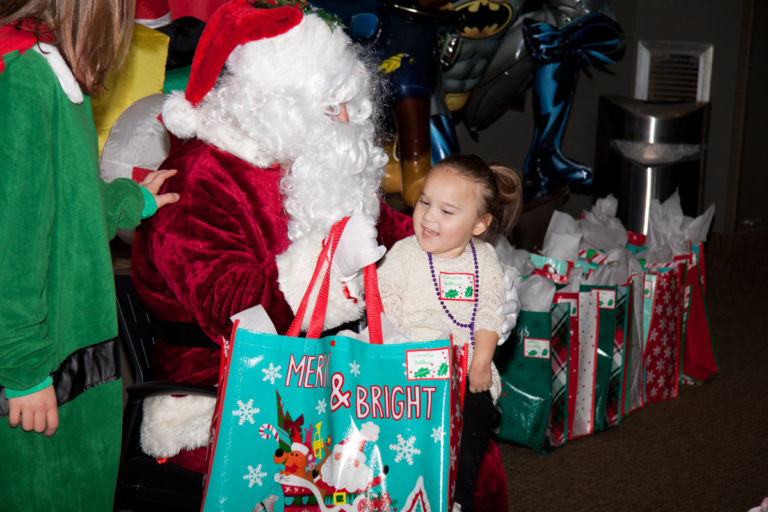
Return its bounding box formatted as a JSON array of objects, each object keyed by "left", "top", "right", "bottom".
[
  {"left": 140, "top": 394, "right": 216, "bottom": 459},
  {"left": 276, "top": 235, "right": 366, "bottom": 332}
]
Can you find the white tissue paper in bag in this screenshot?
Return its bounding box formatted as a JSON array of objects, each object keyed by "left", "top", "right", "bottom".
[
  {"left": 559, "top": 266, "right": 584, "bottom": 293},
  {"left": 492, "top": 234, "right": 534, "bottom": 277},
  {"left": 542, "top": 210, "right": 582, "bottom": 262},
  {"left": 584, "top": 247, "right": 643, "bottom": 287},
  {"left": 579, "top": 194, "right": 628, "bottom": 252},
  {"left": 646, "top": 191, "right": 715, "bottom": 258},
  {"left": 232, "top": 305, "right": 417, "bottom": 345},
  {"left": 518, "top": 275, "right": 556, "bottom": 312},
  {"left": 231, "top": 305, "right": 278, "bottom": 335}
]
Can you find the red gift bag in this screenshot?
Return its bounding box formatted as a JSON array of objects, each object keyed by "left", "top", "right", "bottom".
[
  {"left": 643, "top": 263, "right": 684, "bottom": 403},
  {"left": 674, "top": 251, "right": 720, "bottom": 385}
]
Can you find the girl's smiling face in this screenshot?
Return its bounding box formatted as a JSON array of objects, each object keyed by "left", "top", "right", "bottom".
[{"left": 412, "top": 166, "right": 490, "bottom": 259}]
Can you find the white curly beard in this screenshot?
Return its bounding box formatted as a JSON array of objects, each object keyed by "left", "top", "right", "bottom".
[{"left": 280, "top": 110, "right": 387, "bottom": 242}]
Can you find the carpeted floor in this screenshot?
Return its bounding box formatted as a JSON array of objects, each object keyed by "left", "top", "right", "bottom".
[{"left": 496, "top": 262, "right": 768, "bottom": 512}]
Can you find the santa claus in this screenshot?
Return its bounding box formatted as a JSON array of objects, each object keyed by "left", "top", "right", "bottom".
[
  {"left": 315, "top": 422, "right": 386, "bottom": 499},
  {"left": 133, "top": 0, "right": 411, "bottom": 472},
  {"left": 132, "top": 0, "right": 517, "bottom": 487}
]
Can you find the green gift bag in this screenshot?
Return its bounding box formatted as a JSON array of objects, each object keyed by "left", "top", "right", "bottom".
[
  {"left": 494, "top": 304, "right": 569, "bottom": 454},
  {"left": 605, "top": 283, "right": 632, "bottom": 427}
]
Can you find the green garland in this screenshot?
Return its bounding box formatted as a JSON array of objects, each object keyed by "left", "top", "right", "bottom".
[{"left": 249, "top": 0, "right": 346, "bottom": 31}]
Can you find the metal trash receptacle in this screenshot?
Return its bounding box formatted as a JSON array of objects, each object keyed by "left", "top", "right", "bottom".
[{"left": 594, "top": 95, "right": 711, "bottom": 234}]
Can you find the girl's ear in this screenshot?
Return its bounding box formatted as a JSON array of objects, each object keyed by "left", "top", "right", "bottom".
[{"left": 473, "top": 213, "right": 493, "bottom": 237}]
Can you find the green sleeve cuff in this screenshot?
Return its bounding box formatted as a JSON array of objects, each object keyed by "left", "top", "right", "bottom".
[
  {"left": 4, "top": 376, "right": 53, "bottom": 398},
  {"left": 140, "top": 186, "right": 158, "bottom": 219}
]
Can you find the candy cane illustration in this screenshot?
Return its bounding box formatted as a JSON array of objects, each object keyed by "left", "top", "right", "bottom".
[{"left": 259, "top": 423, "right": 279, "bottom": 441}]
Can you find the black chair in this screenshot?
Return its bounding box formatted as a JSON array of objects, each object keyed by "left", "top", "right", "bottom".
[{"left": 114, "top": 270, "right": 216, "bottom": 512}]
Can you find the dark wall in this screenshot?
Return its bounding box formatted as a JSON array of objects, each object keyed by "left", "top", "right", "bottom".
[{"left": 736, "top": 0, "right": 768, "bottom": 234}]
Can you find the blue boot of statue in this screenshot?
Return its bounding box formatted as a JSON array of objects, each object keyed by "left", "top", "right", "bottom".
[{"left": 523, "top": 58, "right": 592, "bottom": 192}]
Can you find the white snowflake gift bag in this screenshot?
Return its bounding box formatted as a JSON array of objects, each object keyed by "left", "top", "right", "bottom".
[
  {"left": 642, "top": 263, "right": 685, "bottom": 404},
  {"left": 202, "top": 219, "right": 462, "bottom": 512}
]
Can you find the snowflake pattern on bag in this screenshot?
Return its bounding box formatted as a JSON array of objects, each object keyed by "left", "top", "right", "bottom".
[{"left": 644, "top": 269, "right": 681, "bottom": 403}]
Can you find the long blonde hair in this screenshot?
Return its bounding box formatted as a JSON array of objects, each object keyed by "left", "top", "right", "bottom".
[{"left": 0, "top": 0, "right": 136, "bottom": 94}]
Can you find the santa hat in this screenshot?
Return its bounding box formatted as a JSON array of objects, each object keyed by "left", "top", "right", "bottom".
[
  {"left": 338, "top": 436, "right": 365, "bottom": 454},
  {"left": 183, "top": 0, "right": 303, "bottom": 109},
  {"left": 161, "top": 0, "right": 303, "bottom": 138},
  {"left": 135, "top": 0, "right": 172, "bottom": 29},
  {"left": 338, "top": 421, "right": 380, "bottom": 457},
  {"left": 290, "top": 441, "right": 310, "bottom": 456},
  {"left": 161, "top": 0, "right": 357, "bottom": 158}
]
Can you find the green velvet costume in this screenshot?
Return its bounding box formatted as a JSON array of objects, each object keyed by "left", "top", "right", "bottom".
[{"left": 0, "top": 44, "right": 143, "bottom": 511}]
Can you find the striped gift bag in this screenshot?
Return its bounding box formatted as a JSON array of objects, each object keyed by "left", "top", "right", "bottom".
[
  {"left": 545, "top": 302, "right": 570, "bottom": 449},
  {"left": 554, "top": 292, "right": 580, "bottom": 441},
  {"left": 623, "top": 273, "right": 646, "bottom": 416},
  {"left": 604, "top": 283, "right": 631, "bottom": 428}
]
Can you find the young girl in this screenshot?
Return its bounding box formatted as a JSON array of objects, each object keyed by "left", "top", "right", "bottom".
[
  {"left": 0, "top": 1, "right": 178, "bottom": 510},
  {"left": 377, "top": 153, "right": 522, "bottom": 512}
]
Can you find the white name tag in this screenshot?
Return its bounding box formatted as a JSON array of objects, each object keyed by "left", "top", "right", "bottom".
[{"left": 438, "top": 272, "right": 476, "bottom": 302}]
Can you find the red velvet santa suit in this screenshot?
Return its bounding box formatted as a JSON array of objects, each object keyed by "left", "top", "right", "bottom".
[{"left": 131, "top": 138, "right": 412, "bottom": 471}]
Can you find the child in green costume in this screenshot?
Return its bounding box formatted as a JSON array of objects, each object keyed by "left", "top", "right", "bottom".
[{"left": 0, "top": 1, "right": 179, "bottom": 509}]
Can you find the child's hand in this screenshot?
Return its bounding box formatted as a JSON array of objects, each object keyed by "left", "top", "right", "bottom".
[
  {"left": 7, "top": 385, "right": 59, "bottom": 436},
  {"left": 467, "top": 360, "right": 493, "bottom": 394},
  {"left": 140, "top": 169, "right": 180, "bottom": 210}
]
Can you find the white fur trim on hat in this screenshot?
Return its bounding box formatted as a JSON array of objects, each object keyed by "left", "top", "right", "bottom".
[
  {"left": 135, "top": 12, "right": 172, "bottom": 29},
  {"left": 291, "top": 442, "right": 310, "bottom": 456},
  {"left": 359, "top": 421, "right": 380, "bottom": 442},
  {"left": 161, "top": 90, "right": 201, "bottom": 139}
]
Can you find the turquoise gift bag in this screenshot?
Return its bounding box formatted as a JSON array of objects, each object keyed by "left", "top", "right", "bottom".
[{"left": 202, "top": 219, "right": 463, "bottom": 512}]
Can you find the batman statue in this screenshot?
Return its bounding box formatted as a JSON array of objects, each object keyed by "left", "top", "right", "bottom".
[{"left": 310, "top": 0, "right": 625, "bottom": 200}]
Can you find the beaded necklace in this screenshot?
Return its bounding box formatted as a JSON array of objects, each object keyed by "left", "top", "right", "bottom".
[{"left": 427, "top": 240, "right": 479, "bottom": 346}]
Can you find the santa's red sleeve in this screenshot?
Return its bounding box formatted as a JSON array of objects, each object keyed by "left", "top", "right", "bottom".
[
  {"left": 376, "top": 199, "right": 414, "bottom": 250},
  {"left": 132, "top": 141, "right": 298, "bottom": 342}
]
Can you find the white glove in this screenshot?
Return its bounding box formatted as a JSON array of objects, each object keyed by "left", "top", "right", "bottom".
[
  {"left": 497, "top": 274, "right": 520, "bottom": 343},
  {"left": 331, "top": 203, "right": 386, "bottom": 281}
]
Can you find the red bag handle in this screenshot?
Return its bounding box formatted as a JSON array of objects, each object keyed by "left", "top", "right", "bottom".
[
  {"left": 286, "top": 217, "right": 384, "bottom": 344},
  {"left": 364, "top": 264, "right": 383, "bottom": 345}
]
